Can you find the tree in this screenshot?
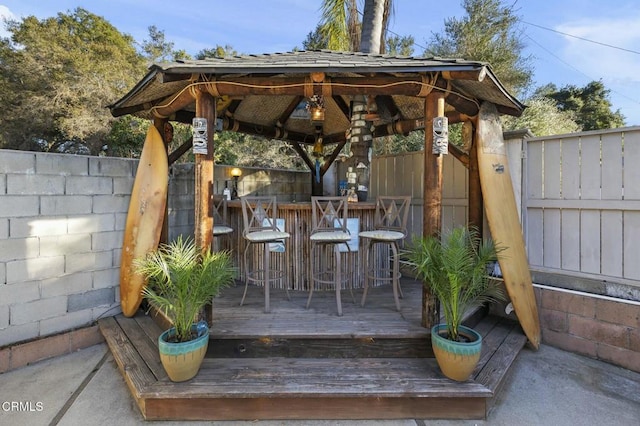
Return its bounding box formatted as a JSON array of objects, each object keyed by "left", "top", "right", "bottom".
[
  {"left": 386, "top": 35, "right": 415, "bottom": 56},
  {"left": 501, "top": 97, "right": 580, "bottom": 136},
  {"left": 359, "top": 0, "right": 387, "bottom": 54},
  {"left": 426, "top": 0, "right": 533, "bottom": 96},
  {"left": 542, "top": 81, "right": 625, "bottom": 131},
  {"left": 141, "top": 25, "right": 192, "bottom": 62},
  {"left": 301, "top": 25, "right": 329, "bottom": 50},
  {"left": 196, "top": 45, "right": 238, "bottom": 60},
  {"left": 0, "top": 8, "right": 146, "bottom": 154}
]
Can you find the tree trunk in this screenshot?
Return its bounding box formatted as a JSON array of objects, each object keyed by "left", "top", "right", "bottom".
[{"left": 360, "top": 0, "right": 385, "bottom": 54}]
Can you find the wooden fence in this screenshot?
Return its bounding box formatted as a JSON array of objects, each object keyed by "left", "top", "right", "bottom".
[
  {"left": 524, "top": 127, "right": 640, "bottom": 283},
  {"left": 370, "top": 149, "right": 469, "bottom": 241}
]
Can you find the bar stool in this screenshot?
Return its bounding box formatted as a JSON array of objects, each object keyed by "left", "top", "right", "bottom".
[
  {"left": 359, "top": 196, "right": 411, "bottom": 311},
  {"left": 240, "top": 196, "right": 290, "bottom": 313},
  {"left": 307, "top": 196, "right": 352, "bottom": 316},
  {"left": 212, "top": 196, "right": 233, "bottom": 251}
]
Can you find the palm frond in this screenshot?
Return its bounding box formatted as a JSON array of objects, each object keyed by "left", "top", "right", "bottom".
[
  {"left": 403, "top": 225, "right": 506, "bottom": 341},
  {"left": 135, "top": 236, "right": 235, "bottom": 342}
]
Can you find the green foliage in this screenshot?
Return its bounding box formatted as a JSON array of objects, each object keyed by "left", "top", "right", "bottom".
[
  {"left": 404, "top": 226, "right": 505, "bottom": 341},
  {"left": 215, "top": 132, "right": 307, "bottom": 170},
  {"left": 386, "top": 35, "right": 415, "bottom": 56},
  {"left": 318, "top": 0, "right": 357, "bottom": 51},
  {"left": 301, "top": 25, "right": 330, "bottom": 50},
  {"left": 502, "top": 96, "right": 580, "bottom": 136},
  {"left": 425, "top": 0, "right": 533, "bottom": 96},
  {"left": 0, "top": 8, "right": 146, "bottom": 154},
  {"left": 541, "top": 81, "right": 626, "bottom": 131},
  {"left": 196, "top": 45, "right": 238, "bottom": 60},
  {"left": 104, "top": 116, "right": 150, "bottom": 158},
  {"left": 141, "top": 25, "right": 174, "bottom": 62},
  {"left": 135, "top": 237, "right": 235, "bottom": 342},
  {"left": 141, "top": 25, "right": 193, "bottom": 62}
]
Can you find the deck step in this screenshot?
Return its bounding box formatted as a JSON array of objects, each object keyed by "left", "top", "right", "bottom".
[{"left": 98, "top": 311, "right": 526, "bottom": 421}]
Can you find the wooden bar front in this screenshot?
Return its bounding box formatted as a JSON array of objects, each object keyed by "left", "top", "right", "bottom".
[{"left": 221, "top": 201, "right": 377, "bottom": 291}]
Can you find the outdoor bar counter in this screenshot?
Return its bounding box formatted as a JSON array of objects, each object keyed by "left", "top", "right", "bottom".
[{"left": 224, "top": 200, "right": 377, "bottom": 291}]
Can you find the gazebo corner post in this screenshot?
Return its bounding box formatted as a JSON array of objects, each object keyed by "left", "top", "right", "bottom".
[
  {"left": 193, "top": 90, "right": 216, "bottom": 254},
  {"left": 421, "top": 92, "right": 445, "bottom": 329}
]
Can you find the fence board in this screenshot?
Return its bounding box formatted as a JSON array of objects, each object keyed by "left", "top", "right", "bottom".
[
  {"left": 601, "top": 210, "right": 623, "bottom": 278},
  {"left": 624, "top": 211, "right": 640, "bottom": 279},
  {"left": 442, "top": 154, "right": 455, "bottom": 199},
  {"left": 601, "top": 132, "right": 623, "bottom": 200},
  {"left": 560, "top": 210, "right": 580, "bottom": 272},
  {"left": 544, "top": 141, "right": 561, "bottom": 198},
  {"left": 580, "top": 135, "right": 601, "bottom": 200},
  {"left": 561, "top": 137, "right": 580, "bottom": 199},
  {"left": 527, "top": 141, "right": 543, "bottom": 199},
  {"left": 580, "top": 210, "right": 601, "bottom": 274},
  {"left": 543, "top": 209, "right": 561, "bottom": 269},
  {"left": 411, "top": 153, "right": 423, "bottom": 199},
  {"left": 527, "top": 209, "right": 544, "bottom": 266},
  {"left": 624, "top": 130, "right": 640, "bottom": 199}
]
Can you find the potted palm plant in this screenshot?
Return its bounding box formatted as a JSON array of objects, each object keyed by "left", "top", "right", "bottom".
[
  {"left": 135, "top": 236, "right": 235, "bottom": 382},
  {"left": 405, "top": 225, "right": 505, "bottom": 381}
]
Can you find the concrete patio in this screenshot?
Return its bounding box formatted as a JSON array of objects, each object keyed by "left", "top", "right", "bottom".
[{"left": 1, "top": 341, "right": 639, "bottom": 426}]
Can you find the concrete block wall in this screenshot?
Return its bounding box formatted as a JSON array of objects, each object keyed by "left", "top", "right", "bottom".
[
  {"left": 0, "top": 150, "right": 135, "bottom": 347},
  {"left": 536, "top": 285, "right": 640, "bottom": 373},
  {"left": 0, "top": 154, "right": 311, "bottom": 349}
]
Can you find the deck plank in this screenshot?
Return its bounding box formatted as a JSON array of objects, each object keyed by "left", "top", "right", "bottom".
[
  {"left": 100, "top": 276, "right": 526, "bottom": 421},
  {"left": 143, "top": 394, "right": 487, "bottom": 421},
  {"left": 475, "top": 325, "right": 528, "bottom": 392},
  {"left": 150, "top": 357, "right": 490, "bottom": 398},
  {"left": 116, "top": 315, "right": 167, "bottom": 381},
  {"left": 97, "top": 316, "right": 156, "bottom": 416}
]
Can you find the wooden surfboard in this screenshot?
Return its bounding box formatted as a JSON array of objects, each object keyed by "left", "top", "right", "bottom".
[
  {"left": 119, "top": 125, "right": 169, "bottom": 317},
  {"left": 476, "top": 102, "right": 541, "bottom": 349}
]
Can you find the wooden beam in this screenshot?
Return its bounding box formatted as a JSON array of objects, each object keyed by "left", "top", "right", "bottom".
[
  {"left": 204, "top": 75, "right": 430, "bottom": 97},
  {"left": 447, "top": 143, "right": 469, "bottom": 168},
  {"left": 289, "top": 140, "right": 315, "bottom": 171},
  {"left": 152, "top": 88, "right": 197, "bottom": 119},
  {"left": 421, "top": 93, "right": 443, "bottom": 330},
  {"left": 331, "top": 95, "right": 351, "bottom": 121},
  {"left": 442, "top": 68, "right": 486, "bottom": 82},
  {"left": 276, "top": 96, "right": 304, "bottom": 127},
  {"left": 168, "top": 137, "right": 193, "bottom": 165},
  {"left": 194, "top": 91, "right": 216, "bottom": 253}
]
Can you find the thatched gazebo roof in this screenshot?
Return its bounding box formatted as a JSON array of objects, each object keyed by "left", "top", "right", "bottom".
[{"left": 109, "top": 50, "right": 524, "bottom": 148}]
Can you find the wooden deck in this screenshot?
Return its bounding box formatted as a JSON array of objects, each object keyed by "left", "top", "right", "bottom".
[{"left": 99, "top": 279, "right": 527, "bottom": 421}]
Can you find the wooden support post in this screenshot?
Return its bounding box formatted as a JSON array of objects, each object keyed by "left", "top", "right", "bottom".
[
  {"left": 467, "top": 120, "right": 484, "bottom": 233},
  {"left": 421, "top": 93, "right": 445, "bottom": 329},
  {"left": 194, "top": 90, "right": 216, "bottom": 253}
]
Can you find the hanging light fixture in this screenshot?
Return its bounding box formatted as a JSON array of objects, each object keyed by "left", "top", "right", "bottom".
[{"left": 307, "top": 95, "right": 325, "bottom": 124}]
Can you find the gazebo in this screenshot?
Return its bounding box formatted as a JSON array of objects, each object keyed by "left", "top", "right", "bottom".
[
  {"left": 110, "top": 49, "right": 528, "bottom": 326},
  {"left": 104, "top": 50, "right": 539, "bottom": 420}
]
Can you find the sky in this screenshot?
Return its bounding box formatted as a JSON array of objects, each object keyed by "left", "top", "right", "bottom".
[{"left": 1, "top": 0, "right": 639, "bottom": 126}]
